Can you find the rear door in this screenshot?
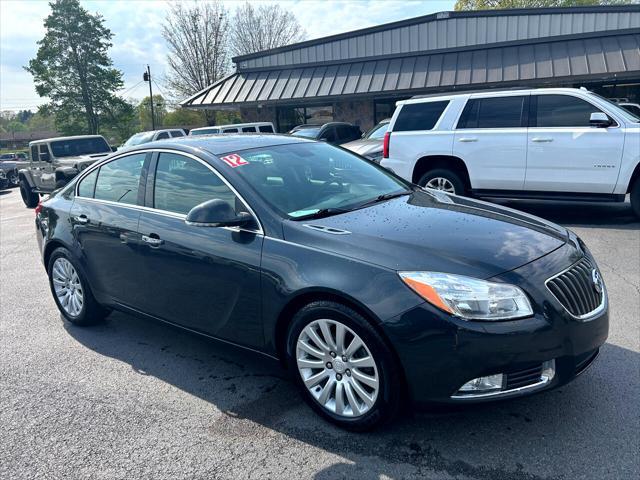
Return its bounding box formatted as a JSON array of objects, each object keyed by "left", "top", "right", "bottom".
[
  {"left": 70, "top": 152, "right": 148, "bottom": 303},
  {"left": 524, "top": 93, "right": 624, "bottom": 193},
  {"left": 134, "top": 151, "right": 265, "bottom": 348},
  {"left": 453, "top": 94, "right": 529, "bottom": 190}
]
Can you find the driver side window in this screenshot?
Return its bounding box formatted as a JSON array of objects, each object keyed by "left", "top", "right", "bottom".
[{"left": 153, "top": 153, "right": 240, "bottom": 215}]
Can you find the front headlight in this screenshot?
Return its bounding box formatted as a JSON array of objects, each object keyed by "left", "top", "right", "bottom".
[{"left": 399, "top": 272, "right": 533, "bottom": 321}]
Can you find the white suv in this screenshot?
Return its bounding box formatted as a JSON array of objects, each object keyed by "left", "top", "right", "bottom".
[{"left": 381, "top": 88, "right": 640, "bottom": 216}]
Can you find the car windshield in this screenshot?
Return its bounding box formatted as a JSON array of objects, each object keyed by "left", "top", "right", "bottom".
[
  {"left": 290, "top": 127, "right": 321, "bottom": 138},
  {"left": 224, "top": 142, "right": 411, "bottom": 219},
  {"left": 191, "top": 128, "right": 220, "bottom": 135},
  {"left": 364, "top": 122, "right": 389, "bottom": 139},
  {"left": 50, "top": 137, "right": 111, "bottom": 158},
  {"left": 123, "top": 131, "right": 156, "bottom": 146},
  {"left": 588, "top": 92, "right": 640, "bottom": 123}
]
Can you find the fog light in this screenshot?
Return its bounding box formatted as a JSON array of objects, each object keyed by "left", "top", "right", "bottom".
[{"left": 458, "top": 373, "right": 504, "bottom": 393}]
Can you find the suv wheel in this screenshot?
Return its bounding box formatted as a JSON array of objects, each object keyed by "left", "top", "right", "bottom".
[
  {"left": 418, "top": 169, "right": 465, "bottom": 196},
  {"left": 20, "top": 181, "right": 39, "bottom": 208},
  {"left": 631, "top": 177, "right": 640, "bottom": 218},
  {"left": 47, "top": 247, "right": 109, "bottom": 326},
  {"left": 286, "top": 301, "right": 402, "bottom": 431}
]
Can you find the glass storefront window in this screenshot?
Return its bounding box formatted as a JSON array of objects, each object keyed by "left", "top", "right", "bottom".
[{"left": 277, "top": 105, "right": 334, "bottom": 133}]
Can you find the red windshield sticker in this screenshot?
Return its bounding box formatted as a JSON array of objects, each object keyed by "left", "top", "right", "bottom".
[{"left": 220, "top": 153, "right": 248, "bottom": 168}]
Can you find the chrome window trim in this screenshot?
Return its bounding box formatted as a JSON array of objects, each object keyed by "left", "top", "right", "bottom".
[
  {"left": 544, "top": 258, "right": 607, "bottom": 321},
  {"left": 73, "top": 148, "right": 264, "bottom": 235}
]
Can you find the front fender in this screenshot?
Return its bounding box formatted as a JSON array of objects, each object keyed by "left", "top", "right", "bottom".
[
  {"left": 54, "top": 166, "right": 80, "bottom": 181},
  {"left": 18, "top": 168, "right": 35, "bottom": 188}
]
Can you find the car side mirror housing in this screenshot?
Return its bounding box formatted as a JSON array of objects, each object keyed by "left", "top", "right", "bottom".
[
  {"left": 185, "top": 199, "right": 253, "bottom": 227},
  {"left": 590, "top": 112, "right": 612, "bottom": 128}
]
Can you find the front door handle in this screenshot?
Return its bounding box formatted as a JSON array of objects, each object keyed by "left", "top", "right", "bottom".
[
  {"left": 142, "top": 234, "right": 164, "bottom": 247},
  {"left": 74, "top": 214, "right": 89, "bottom": 224},
  {"left": 458, "top": 137, "right": 477, "bottom": 143},
  {"left": 531, "top": 137, "right": 553, "bottom": 143}
]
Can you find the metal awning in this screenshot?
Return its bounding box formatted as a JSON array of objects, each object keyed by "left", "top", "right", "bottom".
[{"left": 181, "top": 32, "right": 640, "bottom": 108}]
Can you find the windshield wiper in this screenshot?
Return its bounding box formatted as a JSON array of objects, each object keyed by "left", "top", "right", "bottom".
[
  {"left": 290, "top": 208, "right": 351, "bottom": 221},
  {"left": 355, "top": 190, "right": 412, "bottom": 209}
]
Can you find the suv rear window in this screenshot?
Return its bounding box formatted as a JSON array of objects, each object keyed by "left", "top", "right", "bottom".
[
  {"left": 393, "top": 101, "right": 449, "bottom": 132},
  {"left": 258, "top": 125, "right": 274, "bottom": 133},
  {"left": 457, "top": 96, "right": 526, "bottom": 129}
]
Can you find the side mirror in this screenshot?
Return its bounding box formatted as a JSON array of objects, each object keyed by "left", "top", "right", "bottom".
[
  {"left": 185, "top": 199, "right": 253, "bottom": 227},
  {"left": 590, "top": 112, "right": 612, "bottom": 128},
  {"left": 111, "top": 146, "right": 118, "bottom": 152}
]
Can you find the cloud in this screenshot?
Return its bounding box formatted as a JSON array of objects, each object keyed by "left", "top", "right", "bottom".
[{"left": 1, "top": 0, "right": 455, "bottom": 111}]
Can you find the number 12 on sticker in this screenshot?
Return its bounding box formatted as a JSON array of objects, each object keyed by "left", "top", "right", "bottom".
[{"left": 220, "top": 154, "right": 248, "bottom": 168}]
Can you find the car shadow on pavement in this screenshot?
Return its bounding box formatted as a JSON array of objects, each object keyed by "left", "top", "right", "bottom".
[
  {"left": 492, "top": 198, "right": 639, "bottom": 230},
  {"left": 65, "top": 310, "right": 639, "bottom": 480}
]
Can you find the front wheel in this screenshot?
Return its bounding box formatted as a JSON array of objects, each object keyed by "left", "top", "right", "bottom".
[
  {"left": 418, "top": 168, "right": 466, "bottom": 196},
  {"left": 47, "top": 248, "right": 109, "bottom": 326},
  {"left": 631, "top": 177, "right": 640, "bottom": 218},
  {"left": 20, "top": 181, "right": 39, "bottom": 208},
  {"left": 286, "top": 301, "right": 403, "bottom": 431}
]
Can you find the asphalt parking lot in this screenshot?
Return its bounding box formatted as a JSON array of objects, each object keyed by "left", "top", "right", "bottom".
[{"left": 1, "top": 187, "right": 638, "bottom": 480}]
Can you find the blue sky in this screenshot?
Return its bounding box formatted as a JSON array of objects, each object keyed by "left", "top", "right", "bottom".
[{"left": 0, "top": 0, "right": 456, "bottom": 112}]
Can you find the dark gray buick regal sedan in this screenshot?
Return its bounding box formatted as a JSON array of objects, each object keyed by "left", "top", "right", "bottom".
[{"left": 35, "top": 134, "right": 608, "bottom": 430}]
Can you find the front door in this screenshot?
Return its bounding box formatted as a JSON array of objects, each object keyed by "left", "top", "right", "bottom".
[
  {"left": 524, "top": 93, "right": 625, "bottom": 193},
  {"left": 70, "top": 152, "right": 148, "bottom": 303},
  {"left": 453, "top": 94, "right": 529, "bottom": 191},
  {"left": 135, "top": 151, "right": 264, "bottom": 349}
]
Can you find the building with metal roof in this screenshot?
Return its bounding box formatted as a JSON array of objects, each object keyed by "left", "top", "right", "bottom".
[{"left": 181, "top": 5, "right": 640, "bottom": 133}]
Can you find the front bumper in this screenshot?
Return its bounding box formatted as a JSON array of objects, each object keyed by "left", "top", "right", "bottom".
[{"left": 382, "top": 244, "right": 609, "bottom": 405}]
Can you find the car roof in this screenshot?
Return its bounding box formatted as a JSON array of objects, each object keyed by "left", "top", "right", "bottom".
[
  {"left": 123, "top": 133, "right": 315, "bottom": 156},
  {"left": 29, "top": 135, "right": 105, "bottom": 145},
  {"left": 402, "top": 87, "right": 594, "bottom": 105}
]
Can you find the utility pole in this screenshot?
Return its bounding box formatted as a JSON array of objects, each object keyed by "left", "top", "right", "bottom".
[{"left": 143, "top": 65, "right": 155, "bottom": 130}]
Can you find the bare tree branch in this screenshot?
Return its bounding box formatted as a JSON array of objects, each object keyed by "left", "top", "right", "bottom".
[{"left": 229, "top": 3, "right": 306, "bottom": 58}]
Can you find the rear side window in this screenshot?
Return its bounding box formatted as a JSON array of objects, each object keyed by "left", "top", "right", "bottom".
[
  {"left": 393, "top": 101, "right": 449, "bottom": 132},
  {"left": 458, "top": 96, "right": 526, "bottom": 129},
  {"left": 533, "top": 95, "right": 605, "bottom": 127},
  {"left": 30, "top": 146, "right": 38, "bottom": 162},
  {"left": 242, "top": 126, "right": 257, "bottom": 132},
  {"left": 170, "top": 130, "right": 184, "bottom": 137},
  {"left": 222, "top": 128, "right": 239, "bottom": 133},
  {"left": 78, "top": 169, "right": 98, "bottom": 198},
  {"left": 153, "top": 153, "right": 238, "bottom": 215},
  {"left": 156, "top": 132, "right": 170, "bottom": 140},
  {"left": 259, "top": 125, "right": 274, "bottom": 133},
  {"left": 94, "top": 153, "right": 145, "bottom": 205}
]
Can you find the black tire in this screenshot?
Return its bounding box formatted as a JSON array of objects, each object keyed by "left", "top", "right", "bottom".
[
  {"left": 47, "top": 247, "right": 109, "bottom": 326},
  {"left": 20, "top": 181, "right": 39, "bottom": 208},
  {"left": 286, "top": 301, "right": 403, "bottom": 431},
  {"left": 631, "top": 177, "right": 640, "bottom": 218},
  {"left": 417, "top": 168, "right": 466, "bottom": 196}
]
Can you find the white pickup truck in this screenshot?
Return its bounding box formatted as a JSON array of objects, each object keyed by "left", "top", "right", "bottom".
[{"left": 381, "top": 88, "right": 640, "bottom": 216}]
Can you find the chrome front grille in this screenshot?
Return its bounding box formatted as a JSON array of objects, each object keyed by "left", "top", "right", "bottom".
[{"left": 546, "top": 258, "right": 604, "bottom": 318}]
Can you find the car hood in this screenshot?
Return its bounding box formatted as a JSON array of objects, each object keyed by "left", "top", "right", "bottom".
[
  {"left": 342, "top": 138, "right": 382, "bottom": 157},
  {"left": 282, "top": 190, "right": 569, "bottom": 279},
  {"left": 57, "top": 153, "right": 110, "bottom": 166}
]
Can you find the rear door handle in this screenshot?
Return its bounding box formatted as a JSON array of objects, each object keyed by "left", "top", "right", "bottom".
[
  {"left": 142, "top": 234, "right": 164, "bottom": 247},
  {"left": 74, "top": 214, "right": 89, "bottom": 224},
  {"left": 531, "top": 137, "right": 553, "bottom": 143},
  {"left": 458, "top": 137, "right": 477, "bottom": 143}
]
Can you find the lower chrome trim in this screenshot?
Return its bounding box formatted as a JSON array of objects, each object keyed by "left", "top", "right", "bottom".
[{"left": 450, "top": 360, "right": 555, "bottom": 401}]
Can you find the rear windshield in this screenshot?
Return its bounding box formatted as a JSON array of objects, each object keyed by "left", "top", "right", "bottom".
[
  {"left": 290, "top": 127, "right": 321, "bottom": 138},
  {"left": 364, "top": 122, "right": 389, "bottom": 139},
  {"left": 190, "top": 128, "right": 220, "bottom": 135},
  {"left": 393, "top": 101, "right": 449, "bottom": 131},
  {"left": 123, "top": 131, "right": 156, "bottom": 146},
  {"left": 50, "top": 137, "right": 111, "bottom": 158}
]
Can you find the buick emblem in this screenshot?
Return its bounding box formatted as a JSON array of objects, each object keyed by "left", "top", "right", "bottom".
[{"left": 591, "top": 269, "right": 602, "bottom": 294}]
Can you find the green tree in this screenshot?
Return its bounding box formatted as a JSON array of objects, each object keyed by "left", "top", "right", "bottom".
[
  {"left": 454, "top": 0, "right": 631, "bottom": 9},
  {"left": 163, "top": 108, "right": 207, "bottom": 128},
  {"left": 100, "top": 98, "right": 139, "bottom": 144},
  {"left": 25, "top": 0, "right": 123, "bottom": 134},
  {"left": 26, "top": 112, "right": 56, "bottom": 132},
  {"left": 137, "top": 95, "right": 167, "bottom": 131},
  {"left": 6, "top": 121, "right": 27, "bottom": 136}
]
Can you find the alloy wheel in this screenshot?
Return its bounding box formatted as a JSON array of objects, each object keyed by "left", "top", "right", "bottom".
[
  {"left": 425, "top": 177, "right": 456, "bottom": 193},
  {"left": 296, "top": 319, "right": 379, "bottom": 418},
  {"left": 52, "top": 258, "right": 84, "bottom": 317}
]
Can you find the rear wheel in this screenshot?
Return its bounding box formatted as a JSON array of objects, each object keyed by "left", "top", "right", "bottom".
[
  {"left": 286, "top": 301, "right": 403, "bottom": 431},
  {"left": 418, "top": 168, "right": 466, "bottom": 196},
  {"left": 631, "top": 177, "right": 640, "bottom": 218},
  {"left": 47, "top": 247, "right": 109, "bottom": 326},
  {"left": 20, "top": 181, "right": 39, "bottom": 208}
]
